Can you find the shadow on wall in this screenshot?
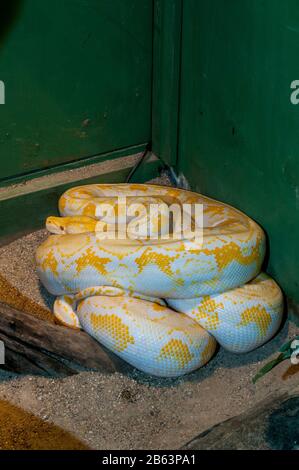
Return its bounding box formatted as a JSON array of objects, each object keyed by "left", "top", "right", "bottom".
[{"left": 0, "top": 1, "right": 24, "bottom": 46}]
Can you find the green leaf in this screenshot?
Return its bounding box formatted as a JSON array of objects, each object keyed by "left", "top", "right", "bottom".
[
  {"left": 279, "top": 340, "right": 293, "bottom": 353},
  {"left": 252, "top": 353, "right": 286, "bottom": 384},
  {"left": 279, "top": 335, "right": 299, "bottom": 353},
  {"left": 253, "top": 335, "right": 299, "bottom": 383}
]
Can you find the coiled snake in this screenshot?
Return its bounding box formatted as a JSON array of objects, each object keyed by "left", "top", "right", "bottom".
[{"left": 36, "top": 184, "right": 283, "bottom": 377}]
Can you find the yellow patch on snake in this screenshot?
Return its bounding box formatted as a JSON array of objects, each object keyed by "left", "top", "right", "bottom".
[
  {"left": 152, "top": 303, "right": 167, "bottom": 312},
  {"left": 205, "top": 205, "right": 225, "bottom": 216},
  {"left": 135, "top": 249, "right": 180, "bottom": 278},
  {"left": 58, "top": 195, "right": 67, "bottom": 214},
  {"left": 128, "top": 184, "right": 149, "bottom": 192},
  {"left": 90, "top": 313, "right": 135, "bottom": 351},
  {"left": 158, "top": 339, "right": 193, "bottom": 367},
  {"left": 201, "top": 340, "right": 215, "bottom": 364},
  {"left": 202, "top": 240, "right": 262, "bottom": 270},
  {"left": 82, "top": 202, "right": 96, "bottom": 217},
  {"left": 237, "top": 305, "right": 271, "bottom": 337},
  {"left": 40, "top": 233, "right": 92, "bottom": 258},
  {"left": 194, "top": 296, "right": 222, "bottom": 330},
  {"left": 40, "top": 249, "right": 58, "bottom": 277},
  {"left": 75, "top": 248, "right": 111, "bottom": 275}
]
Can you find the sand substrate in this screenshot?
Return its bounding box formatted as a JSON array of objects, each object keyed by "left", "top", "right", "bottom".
[
  {"left": 0, "top": 230, "right": 298, "bottom": 449},
  {"left": 0, "top": 322, "right": 297, "bottom": 450},
  {"left": 0, "top": 400, "right": 88, "bottom": 450},
  {"left": 0, "top": 230, "right": 54, "bottom": 322}
]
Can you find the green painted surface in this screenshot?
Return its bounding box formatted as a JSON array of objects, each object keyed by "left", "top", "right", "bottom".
[
  {"left": 152, "top": 0, "right": 182, "bottom": 168},
  {"left": 0, "top": 0, "right": 152, "bottom": 181},
  {"left": 178, "top": 0, "right": 299, "bottom": 303}
]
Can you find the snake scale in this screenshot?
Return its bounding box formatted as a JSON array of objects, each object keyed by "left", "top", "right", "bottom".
[{"left": 36, "top": 184, "right": 283, "bottom": 377}]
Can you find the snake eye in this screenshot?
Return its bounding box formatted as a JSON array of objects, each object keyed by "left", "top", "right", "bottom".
[{"left": 60, "top": 226, "right": 64, "bottom": 231}]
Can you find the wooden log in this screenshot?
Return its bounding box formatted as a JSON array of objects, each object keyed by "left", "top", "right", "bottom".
[
  {"left": 182, "top": 384, "right": 299, "bottom": 450},
  {"left": 0, "top": 273, "right": 54, "bottom": 323},
  {"left": 2, "top": 339, "right": 75, "bottom": 376},
  {"left": 0, "top": 301, "right": 122, "bottom": 375}
]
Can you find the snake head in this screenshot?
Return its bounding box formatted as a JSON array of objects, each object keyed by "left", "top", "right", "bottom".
[
  {"left": 46, "top": 215, "right": 97, "bottom": 234},
  {"left": 46, "top": 216, "right": 67, "bottom": 234}
]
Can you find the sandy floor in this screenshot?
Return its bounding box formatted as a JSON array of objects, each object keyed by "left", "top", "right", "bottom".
[
  {"left": 0, "top": 400, "right": 88, "bottom": 450},
  {"left": 0, "top": 174, "right": 298, "bottom": 449},
  {"left": 0, "top": 229, "right": 55, "bottom": 317},
  {"left": 0, "top": 320, "right": 297, "bottom": 450}
]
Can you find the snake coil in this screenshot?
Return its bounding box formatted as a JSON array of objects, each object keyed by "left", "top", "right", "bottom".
[{"left": 36, "top": 184, "right": 283, "bottom": 377}]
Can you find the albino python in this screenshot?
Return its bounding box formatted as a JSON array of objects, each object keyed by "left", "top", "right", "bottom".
[{"left": 36, "top": 184, "right": 283, "bottom": 377}]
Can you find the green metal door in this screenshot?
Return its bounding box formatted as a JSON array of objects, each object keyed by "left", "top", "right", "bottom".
[{"left": 0, "top": 0, "right": 153, "bottom": 182}]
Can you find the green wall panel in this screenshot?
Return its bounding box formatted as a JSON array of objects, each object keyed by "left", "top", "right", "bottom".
[
  {"left": 178, "top": 0, "right": 299, "bottom": 304},
  {"left": 152, "top": 0, "right": 182, "bottom": 168},
  {"left": 0, "top": 0, "right": 152, "bottom": 181}
]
